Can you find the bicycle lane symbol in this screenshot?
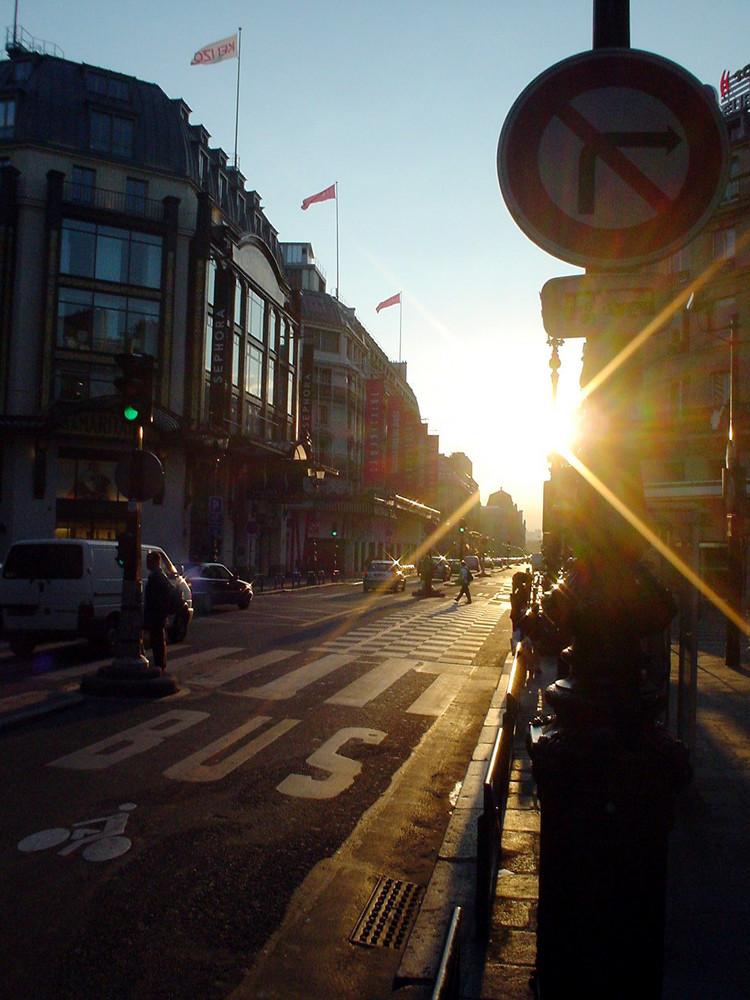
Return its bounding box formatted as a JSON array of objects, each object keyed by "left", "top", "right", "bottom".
[{"left": 18, "top": 803, "right": 137, "bottom": 862}]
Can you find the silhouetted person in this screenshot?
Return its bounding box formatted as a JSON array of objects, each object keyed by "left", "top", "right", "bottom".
[{"left": 143, "top": 550, "right": 172, "bottom": 673}]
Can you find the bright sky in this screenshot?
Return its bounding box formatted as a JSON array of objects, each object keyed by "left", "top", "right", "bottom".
[{"left": 7, "top": 1, "right": 748, "bottom": 530}]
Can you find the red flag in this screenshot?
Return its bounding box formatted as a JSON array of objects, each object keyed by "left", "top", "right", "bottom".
[
  {"left": 301, "top": 184, "right": 336, "bottom": 210},
  {"left": 376, "top": 292, "right": 401, "bottom": 313}
]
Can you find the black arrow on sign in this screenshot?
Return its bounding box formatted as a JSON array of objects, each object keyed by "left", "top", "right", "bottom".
[{"left": 578, "top": 127, "right": 682, "bottom": 214}]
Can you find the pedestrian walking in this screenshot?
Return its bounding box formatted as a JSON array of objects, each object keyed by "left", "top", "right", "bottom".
[
  {"left": 510, "top": 568, "right": 532, "bottom": 651},
  {"left": 143, "top": 549, "right": 173, "bottom": 673},
  {"left": 455, "top": 559, "right": 473, "bottom": 604}
]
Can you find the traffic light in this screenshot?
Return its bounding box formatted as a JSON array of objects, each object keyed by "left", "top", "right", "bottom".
[
  {"left": 331, "top": 525, "right": 338, "bottom": 537},
  {"left": 115, "top": 530, "right": 137, "bottom": 577},
  {"left": 113, "top": 352, "right": 154, "bottom": 426},
  {"left": 459, "top": 522, "right": 466, "bottom": 534}
]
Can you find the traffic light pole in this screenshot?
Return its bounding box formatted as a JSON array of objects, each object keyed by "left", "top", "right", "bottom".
[
  {"left": 81, "top": 415, "right": 177, "bottom": 697},
  {"left": 112, "top": 425, "right": 150, "bottom": 670}
]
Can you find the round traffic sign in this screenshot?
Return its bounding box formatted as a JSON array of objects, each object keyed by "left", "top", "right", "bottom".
[
  {"left": 498, "top": 49, "right": 729, "bottom": 268},
  {"left": 115, "top": 449, "right": 164, "bottom": 502}
]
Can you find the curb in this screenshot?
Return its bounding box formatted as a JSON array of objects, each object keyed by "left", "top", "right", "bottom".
[{"left": 392, "top": 650, "right": 515, "bottom": 995}]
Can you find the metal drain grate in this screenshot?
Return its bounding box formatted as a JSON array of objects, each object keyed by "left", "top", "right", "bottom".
[{"left": 350, "top": 876, "right": 424, "bottom": 949}]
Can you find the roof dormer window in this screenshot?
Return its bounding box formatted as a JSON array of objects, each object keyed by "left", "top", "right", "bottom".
[
  {"left": 90, "top": 109, "right": 133, "bottom": 157},
  {"left": 87, "top": 72, "right": 129, "bottom": 102},
  {"left": 0, "top": 99, "right": 16, "bottom": 139}
]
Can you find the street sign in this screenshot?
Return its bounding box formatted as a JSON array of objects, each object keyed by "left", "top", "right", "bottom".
[
  {"left": 115, "top": 449, "right": 164, "bottom": 501},
  {"left": 498, "top": 49, "right": 729, "bottom": 268},
  {"left": 540, "top": 273, "right": 662, "bottom": 338}
]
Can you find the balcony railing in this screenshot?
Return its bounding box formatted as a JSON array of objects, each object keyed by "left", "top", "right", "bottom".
[{"left": 63, "top": 182, "right": 164, "bottom": 221}]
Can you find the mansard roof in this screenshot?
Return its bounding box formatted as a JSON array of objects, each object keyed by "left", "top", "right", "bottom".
[{"left": 0, "top": 51, "right": 192, "bottom": 175}]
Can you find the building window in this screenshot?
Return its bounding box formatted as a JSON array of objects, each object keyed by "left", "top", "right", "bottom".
[
  {"left": 60, "top": 220, "right": 162, "bottom": 289},
  {"left": 0, "top": 98, "right": 15, "bottom": 138},
  {"left": 13, "top": 60, "right": 31, "bottom": 82},
  {"left": 198, "top": 150, "right": 209, "bottom": 186},
  {"left": 316, "top": 330, "right": 339, "bottom": 353},
  {"left": 234, "top": 279, "right": 244, "bottom": 328},
  {"left": 286, "top": 369, "right": 295, "bottom": 417},
  {"left": 267, "top": 356, "right": 275, "bottom": 404},
  {"left": 71, "top": 166, "right": 96, "bottom": 205},
  {"left": 87, "top": 72, "right": 129, "bottom": 101},
  {"left": 90, "top": 110, "right": 133, "bottom": 157},
  {"left": 232, "top": 332, "right": 241, "bottom": 387},
  {"left": 204, "top": 314, "right": 213, "bottom": 373},
  {"left": 245, "top": 344, "right": 263, "bottom": 398},
  {"left": 247, "top": 288, "right": 264, "bottom": 343},
  {"left": 669, "top": 379, "right": 685, "bottom": 420},
  {"left": 712, "top": 371, "right": 730, "bottom": 409},
  {"left": 125, "top": 177, "right": 147, "bottom": 214},
  {"left": 723, "top": 156, "right": 741, "bottom": 202},
  {"left": 206, "top": 259, "right": 216, "bottom": 306},
  {"left": 714, "top": 227, "right": 736, "bottom": 262},
  {"left": 57, "top": 289, "right": 159, "bottom": 355}
]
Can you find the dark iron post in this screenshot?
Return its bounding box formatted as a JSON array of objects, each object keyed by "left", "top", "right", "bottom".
[{"left": 527, "top": 3, "right": 691, "bottom": 996}]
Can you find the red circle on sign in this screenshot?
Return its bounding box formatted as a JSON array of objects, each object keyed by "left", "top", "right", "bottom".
[{"left": 498, "top": 49, "right": 729, "bottom": 268}]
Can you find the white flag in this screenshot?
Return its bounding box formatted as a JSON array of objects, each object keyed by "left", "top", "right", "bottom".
[{"left": 191, "top": 34, "right": 238, "bottom": 66}]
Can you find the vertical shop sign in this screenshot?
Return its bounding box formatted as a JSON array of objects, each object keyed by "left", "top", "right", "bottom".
[{"left": 364, "top": 378, "right": 385, "bottom": 486}]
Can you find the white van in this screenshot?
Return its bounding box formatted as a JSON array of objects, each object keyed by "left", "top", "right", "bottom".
[{"left": 0, "top": 539, "right": 193, "bottom": 658}]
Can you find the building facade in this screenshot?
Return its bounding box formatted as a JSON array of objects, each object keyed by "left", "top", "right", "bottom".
[
  {"left": 0, "top": 46, "right": 301, "bottom": 573},
  {"left": 282, "top": 243, "right": 441, "bottom": 574},
  {"left": 543, "top": 70, "right": 750, "bottom": 598},
  {"left": 0, "top": 43, "right": 525, "bottom": 581},
  {"left": 638, "top": 77, "right": 750, "bottom": 596}
]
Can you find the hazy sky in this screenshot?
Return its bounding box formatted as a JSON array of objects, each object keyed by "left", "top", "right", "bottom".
[{"left": 7, "top": 1, "right": 747, "bottom": 529}]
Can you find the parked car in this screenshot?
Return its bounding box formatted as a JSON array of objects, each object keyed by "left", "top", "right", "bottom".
[
  {"left": 363, "top": 560, "right": 406, "bottom": 594},
  {"left": 183, "top": 562, "right": 253, "bottom": 612},
  {"left": 463, "top": 555, "right": 481, "bottom": 575},
  {"left": 431, "top": 556, "right": 452, "bottom": 581},
  {"left": 0, "top": 539, "right": 192, "bottom": 658}
]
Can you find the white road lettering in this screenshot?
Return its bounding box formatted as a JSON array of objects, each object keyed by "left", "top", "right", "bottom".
[
  {"left": 277, "top": 726, "right": 386, "bottom": 800},
  {"left": 164, "top": 716, "right": 299, "bottom": 782},
  {"left": 48, "top": 710, "right": 209, "bottom": 770}
]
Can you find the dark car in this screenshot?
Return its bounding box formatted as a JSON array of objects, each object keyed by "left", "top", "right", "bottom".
[
  {"left": 431, "top": 556, "right": 452, "bottom": 581},
  {"left": 183, "top": 562, "right": 253, "bottom": 613}
]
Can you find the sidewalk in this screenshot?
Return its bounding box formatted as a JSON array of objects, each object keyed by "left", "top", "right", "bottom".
[{"left": 395, "top": 615, "right": 750, "bottom": 999}]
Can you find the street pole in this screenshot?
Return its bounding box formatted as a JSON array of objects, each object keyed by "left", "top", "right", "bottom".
[
  {"left": 525, "top": 4, "right": 691, "bottom": 997},
  {"left": 724, "top": 315, "right": 744, "bottom": 667}
]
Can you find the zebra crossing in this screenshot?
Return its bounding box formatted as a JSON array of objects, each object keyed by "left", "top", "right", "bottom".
[{"left": 186, "top": 590, "right": 511, "bottom": 717}]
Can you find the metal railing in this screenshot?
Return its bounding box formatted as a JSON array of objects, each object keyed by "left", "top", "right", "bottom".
[
  {"left": 430, "top": 906, "right": 462, "bottom": 1000},
  {"left": 475, "top": 646, "right": 530, "bottom": 934},
  {"left": 62, "top": 182, "right": 164, "bottom": 221}
]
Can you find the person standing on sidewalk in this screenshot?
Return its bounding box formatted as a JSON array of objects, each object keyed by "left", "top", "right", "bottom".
[
  {"left": 143, "top": 550, "right": 173, "bottom": 673},
  {"left": 455, "top": 559, "right": 473, "bottom": 605}
]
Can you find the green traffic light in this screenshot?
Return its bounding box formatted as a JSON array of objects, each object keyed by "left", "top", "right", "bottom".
[{"left": 123, "top": 404, "right": 140, "bottom": 421}]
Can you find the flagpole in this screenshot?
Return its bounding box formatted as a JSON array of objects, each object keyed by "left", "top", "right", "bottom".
[
  {"left": 335, "top": 181, "right": 340, "bottom": 300},
  {"left": 399, "top": 296, "right": 403, "bottom": 363},
  {"left": 233, "top": 27, "right": 242, "bottom": 168}
]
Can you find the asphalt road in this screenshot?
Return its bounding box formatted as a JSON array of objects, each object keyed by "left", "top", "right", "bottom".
[{"left": 0, "top": 572, "right": 513, "bottom": 1000}]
